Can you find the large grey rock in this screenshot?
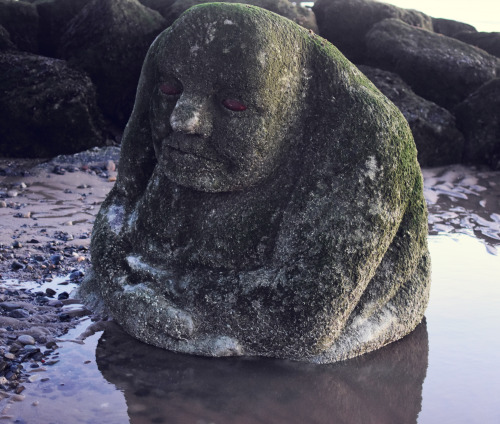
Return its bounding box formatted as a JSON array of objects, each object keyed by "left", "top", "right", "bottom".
[
  {"left": 454, "top": 79, "right": 500, "bottom": 170},
  {"left": 0, "top": 0, "right": 39, "bottom": 53},
  {"left": 454, "top": 31, "right": 500, "bottom": 59},
  {"left": 79, "top": 3, "right": 430, "bottom": 363},
  {"left": 313, "top": 0, "right": 433, "bottom": 63},
  {"left": 366, "top": 18, "right": 499, "bottom": 109},
  {"left": 34, "top": 0, "right": 91, "bottom": 57},
  {"left": 137, "top": 0, "right": 179, "bottom": 18},
  {"left": 359, "top": 65, "right": 464, "bottom": 167},
  {"left": 59, "top": 0, "right": 166, "bottom": 125},
  {"left": 0, "top": 51, "right": 107, "bottom": 157},
  {"left": 164, "top": 0, "right": 318, "bottom": 32},
  {"left": 431, "top": 17, "right": 476, "bottom": 38},
  {"left": 0, "top": 24, "right": 16, "bottom": 51}
]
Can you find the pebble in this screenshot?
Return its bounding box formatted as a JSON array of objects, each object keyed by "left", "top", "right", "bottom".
[
  {"left": 57, "top": 292, "right": 69, "bottom": 300},
  {"left": 8, "top": 309, "right": 29, "bottom": 319},
  {"left": 3, "top": 353, "right": 15, "bottom": 360},
  {"left": 0, "top": 302, "right": 22, "bottom": 311},
  {"left": 11, "top": 261, "right": 23, "bottom": 270},
  {"left": 7, "top": 190, "right": 18, "bottom": 198},
  {"left": 106, "top": 160, "right": 116, "bottom": 172},
  {"left": 45, "top": 288, "right": 57, "bottom": 297},
  {"left": 17, "top": 335, "right": 36, "bottom": 345},
  {"left": 0, "top": 200, "right": 6, "bottom": 208},
  {"left": 12, "top": 241, "right": 22, "bottom": 249}
]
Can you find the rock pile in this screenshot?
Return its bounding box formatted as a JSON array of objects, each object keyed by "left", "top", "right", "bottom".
[{"left": 313, "top": 0, "right": 500, "bottom": 169}]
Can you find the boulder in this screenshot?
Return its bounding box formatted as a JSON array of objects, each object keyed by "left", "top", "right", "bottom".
[
  {"left": 34, "top": 0, "right": 91, "bottom": 57},
  {"left": 59, "top": 0, "right": 166, "bottom": 126},
  {"left": 164, "top": 0, "right": 318, "bottom": 32},
  {"left": 0, "top": 25, "right": 16, "bottom": 51},
  {"left": 137, "top": 0, "right": 177, "bottom": 18},
  {"left": 359, "top": 65, "right": 464, "bottom": 167},
  {"left": 79, "top": 4, "right": 430, "bottom": 363},
  {"left": 0, "top": 0, "right": 39, "bottom": 53},
  {"left": 366, "top": 18, "right": 499, "bottom": 109},
  {"left": 454, "top": 79, "right": 500, "bottom": 169},
  {"left": 454, "top": 31, "right": 500, "bottom": 59},
  {"left": 312, "top": 0, "right": 433, "bottom": 63},
  {"left": 0, "top": 51, "right": 107, "bottom": 157},
  {"left": 431, "top": 17, "right": 476, "bottom": 38}
]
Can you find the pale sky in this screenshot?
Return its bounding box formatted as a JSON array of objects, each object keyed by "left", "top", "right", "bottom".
[{"left": 382, "top": 0, "right": 500, "bottom": 32}]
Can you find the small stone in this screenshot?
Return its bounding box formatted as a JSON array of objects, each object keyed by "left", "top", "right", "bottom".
[
  {"left": 57, "top": 292, "right": 69, "bottom": 300},
  {"left": 11, "top": 261, "right": 24, "bottom": 270},
  {"left": 15, "top": 385, "right": 25, "bottom": 394},
  {"left": 63, "top": 221, "right": 74, "bottom": 226},
  {"left": 19, "top": 183, "right": 27, "bottom": 189},
  {"left": 4, "top": 352, "right": 15, "bottom": 360},
  {"left": 45, "top": 288, "right": 57, "bottom": 297},
  {"left": 0, "top": 200, "right": 7, "bottom": 207},
  {"left": 108, "top": 176, "right": 117, "bottom": 182},
  {"left": 7, "top": 190, "right": 18, "bottom": 198},
  {"left": 17, "top": 335, "right": 36, "bottom": 345},
  {"left": 50, "top": 254, "right": 63, "bottom": 265},
  {"left": 12, "top": 241, "right": 22, "bottom": 248},
  {"left": 9, "top": 309, "right": 29, "bottom": 319},
  {"left": 0, "top": 302, "right": 22, "bottom": 311}
]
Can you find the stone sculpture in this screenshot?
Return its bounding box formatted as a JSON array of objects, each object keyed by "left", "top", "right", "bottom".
[{"left": 79, "top": 3, "right": 431, "bottom": 363}]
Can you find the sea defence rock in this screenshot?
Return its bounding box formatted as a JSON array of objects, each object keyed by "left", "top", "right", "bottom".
[
  {"left": 0, "top": 51, "right": 106, "bottom": 157},
  {"left": 313, "top": 0, "right": 433, "bottom": 63},
  {"left": 359, "top": 65, "right": 464, "bottom": 167},
  {"left": 454, "top": 31, "right": 500, "bottom": 59},
  {"left": 34, "top": 0, "right": 91, "bottom": 57},
  {"left": 138, "top": 0, "right": 176, "bottom": 18},
  {"left": 431, "top": 17, "right": 476, "bottom": 38},
  {"left": 79, "top": 4, "right": 431, "bottom": 363},
  {"left": 59, "top": 0, "right": 166, "bottom": 125},
  {"left": 366, "top": 19, "right": 499, "bottom": 109},
  {"left": 0, "top": 24, "right": 16, "bottom": 51},
  {"left": 454, "top": 79, "right": 500, "bottom": 170},
  {"left": 164, "top": 0, "right": 318, "bottom": 32},
  {"left": 0, "top": 0, "right": 39, "bottom": 53}
]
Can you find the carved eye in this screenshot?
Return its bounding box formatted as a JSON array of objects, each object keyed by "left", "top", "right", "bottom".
[
  {"left": 222, "top": 98, "right": 247, "bottom": 112},
  {"left": 160, "top": 82, "right": 183, "bottom": 96}
]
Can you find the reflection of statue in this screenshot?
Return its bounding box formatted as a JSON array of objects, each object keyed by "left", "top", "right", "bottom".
[
  {"left": 95, "top": 320, "right": 429, "bottom": 424},
  {"left": 80, "top": 4, "right": 431, "bottom": 362}
]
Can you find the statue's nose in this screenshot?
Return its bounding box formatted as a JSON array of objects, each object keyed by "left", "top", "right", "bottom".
[{"left": 170, "top": 96, "right": 212, "bottom": 137}]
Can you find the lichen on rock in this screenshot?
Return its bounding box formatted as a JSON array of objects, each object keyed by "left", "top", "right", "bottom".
[{"left": 79, "top": 3, "right": 431, "bottom": 363}]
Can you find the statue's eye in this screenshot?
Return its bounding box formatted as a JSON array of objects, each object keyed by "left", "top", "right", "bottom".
[
  {"left": 160, "top": 82, "right": 183, "bottom": 96},
  {"left": 222, "top": 98, "right": 247, "bottom": 112}
]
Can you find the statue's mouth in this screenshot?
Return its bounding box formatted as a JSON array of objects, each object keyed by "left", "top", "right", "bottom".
[{"left": 163, "top": 134, "right": 219, "bottom": 162}]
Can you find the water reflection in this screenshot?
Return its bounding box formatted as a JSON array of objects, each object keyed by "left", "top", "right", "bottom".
[{"left": 96, "top": 320, "right": 429, "bottom": 424}]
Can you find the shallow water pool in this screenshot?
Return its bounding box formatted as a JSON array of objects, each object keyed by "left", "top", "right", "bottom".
[{"left": 1, "top": 165, "right": 499, "bottom": 424}]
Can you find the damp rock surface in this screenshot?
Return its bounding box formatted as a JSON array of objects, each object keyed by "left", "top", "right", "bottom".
[{"left": 79, "top": 3, "right": 431, "bottom": 363}]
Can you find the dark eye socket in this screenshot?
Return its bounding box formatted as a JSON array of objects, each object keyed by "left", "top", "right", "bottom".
[
  {"left": 222, "top": 98, "right": 247, "bottom": 112},
  {"left": 159, "top": 82, "right": 183, "bottom": 96}
]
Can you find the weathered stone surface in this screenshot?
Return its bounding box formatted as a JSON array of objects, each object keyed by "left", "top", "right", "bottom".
[
  {"left": 454, "top": 78, "right": 500, "bottom": 170},
  {"left": 79, "top": 4, "right": 430, "bottom": 363},
  {"left": 454, "top": 31, "right": 500, "bottom": 59},
  {"left": 0, "top": 24, "right": 16, "bottom": 51},
  {"left": 431, "top": 17, "right": 476, "bottom": 38},
  {"left": 138, "top": 0, "right": 178, "bottom": 18},
  {"left": 164, "top": 0, "right": 318, "bottom": 32},
  {"left": 313, "top": 0, "right": 433, "bottom": 63},
  {"left": 359, "top": 65, "right": 464, "bottom": 167},
  {"left": 0, "top": 51, "right": 107, "bottom": 157},
  {"left": 0, "top": 0, "right": 39, "bottom": 53},
  {"left": 59, "top": 0, "right": 166, "bottom": 125},
  {"left": 366, "top": 18, "right": 499, "bottom": 109},
  {"left": 34, "top": 0, "right": 91, "bottom": 57}
]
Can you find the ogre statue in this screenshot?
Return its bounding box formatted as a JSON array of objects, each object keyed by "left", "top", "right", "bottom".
[{"left": 79, "top": 3, "right": 431, "bottom": 363}]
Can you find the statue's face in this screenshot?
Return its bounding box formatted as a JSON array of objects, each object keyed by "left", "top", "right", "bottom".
[{"left": 149, "top": 20, "right": 301, "bottom": 192}]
